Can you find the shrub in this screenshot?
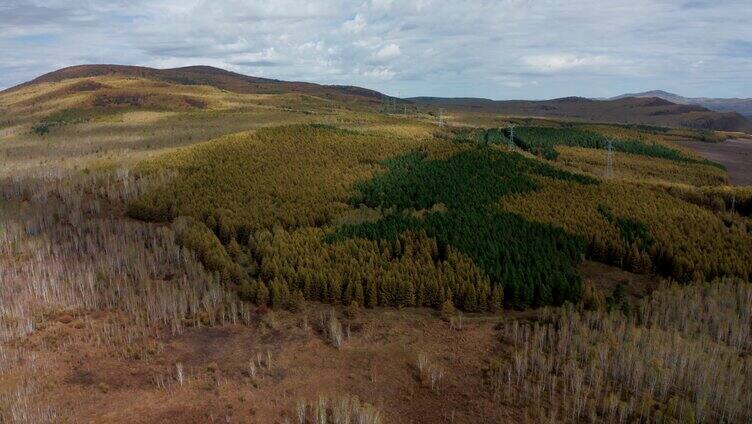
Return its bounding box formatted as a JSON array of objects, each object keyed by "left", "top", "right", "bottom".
[
  {"left": 294, "top": 395, "right": 382, "bottom": 424},
  {"left": 32, "top": 122, "right": 50, "bottom": 136},
  {"left": 173, "top": 217, "right": 237, "bottom": 277},
  {"left": 580, "top": 280, "right": 605, "bottom": 311},
  {"left": 327, "top": 310, "right": 344, "bottom": 348},
  {"left": 440, "top": 300, "right": 456, "bottom": 321}
]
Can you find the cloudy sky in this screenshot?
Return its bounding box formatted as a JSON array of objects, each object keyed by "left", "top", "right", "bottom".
[{"left": 1, "top": 0, "right": 750, "bottom": 99}]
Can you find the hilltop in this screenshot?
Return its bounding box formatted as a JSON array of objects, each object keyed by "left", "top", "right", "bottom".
[
  {"left": 611, "top": 90, "right": 752, "bottom": 118},
  {"left": 2, "top": 64, "right": 386, "bottom": 104}
]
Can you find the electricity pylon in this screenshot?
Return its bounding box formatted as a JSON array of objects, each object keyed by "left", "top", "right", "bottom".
[{"left": 508, "top": 124, "right": 516, "bottom": 150}]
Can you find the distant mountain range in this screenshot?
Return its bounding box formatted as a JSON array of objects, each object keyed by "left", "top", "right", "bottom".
[
  {"left": 608, "top": 90, "right": 752, "bottom": 118},
  {"left": 410, "top": 95, "right": 752, "bottom": 134},
  {"left": 4, "top": 65, "right": 751, "bottom": 134}
]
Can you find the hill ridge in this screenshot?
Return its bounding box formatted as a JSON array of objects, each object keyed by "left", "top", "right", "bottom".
[
  {"left": 610, "top": 90, "right": 752, "bottom": 117},
  {"left": 5, "top": 64, "right": 752, "bottom": 133},
  {"left": 1, "top": 64, "right": 387, "bottom": 103},
  {"left": 409, "top": 95, "right": 752, "bottom": 133}
]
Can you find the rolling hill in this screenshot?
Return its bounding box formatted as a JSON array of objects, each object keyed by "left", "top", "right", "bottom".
[
  {"left": 611, "top": 90, "right": 752, "bottom": 118},
  {"left": 3, "top": 63, "right": 752, "bottom": 423},
  {"left": 1, "top": 64, "right": 387, "bottom": 105},
  {"left": 409, "top": 95, "right": 752, "bottom": 133},
  {"left": 5, "top": 64, "right": 751, "bottom": 134}
]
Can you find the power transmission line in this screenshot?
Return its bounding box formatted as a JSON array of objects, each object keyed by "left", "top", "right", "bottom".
[{"left": 508, "top": 123, "right": 516, "bottom": 150}]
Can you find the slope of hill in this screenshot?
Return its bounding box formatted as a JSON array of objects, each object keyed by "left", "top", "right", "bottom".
[
  {"left": 1, "top": 64, "right": 386, "bottom": 104},
  {"left": 611, "top": 90, "right": 752, "bottom": 117},
  {"left": 410, "top": 95, "right": 752, "bottom": 133},
  {"left": 6, "top": 65, "right": 751, "bottom": 134},
  {"left": 3, "top": 64, "right": 752, "bottom": 423}
]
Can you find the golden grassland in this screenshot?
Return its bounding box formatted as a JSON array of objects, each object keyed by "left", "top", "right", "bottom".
[{"left": 0, "top": 76, "right": 440, "bottom": 179}]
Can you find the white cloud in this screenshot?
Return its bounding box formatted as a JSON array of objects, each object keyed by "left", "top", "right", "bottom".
[
  {"left": 373, "top": 43, "right": 401, "bottom": 60},
  {"left": 370, "top": 0, "right": 394, "bottom": 10},
  {"left": 520, "top": 54, "right": 619, "bottom": 73},
  {"left": 342, "top": 13, "right": 366, "bottom": 34},
  {"left": 0, "top": 0, "right": 750, "bottom": 98},
  {"left": 503, "top": 80, "right": 537, "bottom": 88},
  {"left": 361, "top": 66, "right": 395, "bottom": 79}
]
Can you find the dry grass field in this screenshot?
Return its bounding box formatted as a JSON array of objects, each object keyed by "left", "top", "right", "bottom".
[{"left": 680, "top": 139, "right": 752, "bottom": 185}]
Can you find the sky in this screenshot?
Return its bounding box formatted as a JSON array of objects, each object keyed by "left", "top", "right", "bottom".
[{"left": 1, "top": 0, "right": 751, "bottom": 99}]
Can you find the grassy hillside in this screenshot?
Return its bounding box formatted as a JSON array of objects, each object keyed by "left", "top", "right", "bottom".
[
  {"left": 2, "top": 67, "right": 752, "bottom": 423},
  {"left": 0, "top": 71, "right": 432, "bottom": 178},
  {"left": 5, "top": 64, "right": 750, "bottom": 134},
  {"left": 611, "top": 89, "right": 752, "bottom": 117},
  {"left": 2, "top": 64, "right": 389, "bottom": 107}
]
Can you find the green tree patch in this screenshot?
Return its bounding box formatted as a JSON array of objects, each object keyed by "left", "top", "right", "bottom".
[{"left": 329, "top": 147, "right": 596, "bottom": 308}]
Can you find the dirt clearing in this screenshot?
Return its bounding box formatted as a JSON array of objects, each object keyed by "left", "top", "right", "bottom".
[{"left": 680, "top": 139, "right": 752, "bottom": 186}]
